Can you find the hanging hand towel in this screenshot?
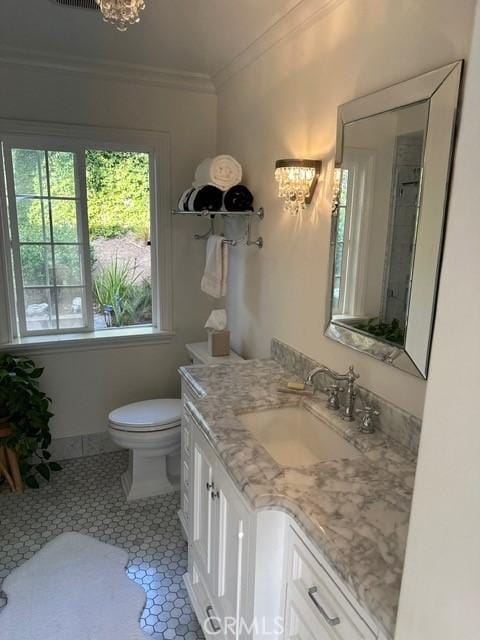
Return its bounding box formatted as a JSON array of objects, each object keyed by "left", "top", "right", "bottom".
[
  {"left": 201, "top": 235, "right": 228, "bottom": 298},
  {"left": 194, "top": 155, "right": 242, "bottom": 191}
]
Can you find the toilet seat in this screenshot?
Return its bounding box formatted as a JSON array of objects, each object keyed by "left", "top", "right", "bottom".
[{"left": 108, "top": 399, "right": 182, "bottom": 432}]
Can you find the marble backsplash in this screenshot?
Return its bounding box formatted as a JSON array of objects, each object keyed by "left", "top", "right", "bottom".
[{"left": 271, "top": 338, "right": 421, "bottom": 454}]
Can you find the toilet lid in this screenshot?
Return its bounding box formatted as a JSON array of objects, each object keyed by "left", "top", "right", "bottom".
[{"left": 108, "top": 399, "right": 182, "bottom": 431}]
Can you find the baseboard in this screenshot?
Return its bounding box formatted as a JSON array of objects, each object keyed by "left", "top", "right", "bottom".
[{"left": 49, "top": 432, "right": 122, "bottom": 461}]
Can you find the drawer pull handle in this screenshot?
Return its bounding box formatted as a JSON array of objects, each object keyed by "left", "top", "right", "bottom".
[
  {"left": 206, "top": 481, "right": 214, "bottom": 491},
  {"left": 211, "top": 490, "right": 220, "bottom": 500},
  {"left": 308, "top": 586, "right": 340, "bottom": 626},
  {"left": 205, "top": 605, "right": 221, "bottom": 633}
]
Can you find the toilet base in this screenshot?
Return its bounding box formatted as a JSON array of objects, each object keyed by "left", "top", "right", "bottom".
[{"left": 121, "top": 449, "right": 179, "bottom": 501}]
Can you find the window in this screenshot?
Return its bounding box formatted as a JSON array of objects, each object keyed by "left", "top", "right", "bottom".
[
  {"left": 331, "top": 149, "right": 375, "bottom": 318},
  {"left": 332, "top": 167, "right": 351, "bottom": 313},
  {"left": 0, "top": 124, "right": 171, "bottom": 346}
]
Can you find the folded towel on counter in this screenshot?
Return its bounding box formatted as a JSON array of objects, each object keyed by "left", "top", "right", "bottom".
[
  {"left": 223, "top": 184, "right": 254, "bottom": 211},
  {"left": 201, "top": 235, "right": 228, "bottom": 298},
  {"left": 187, "top": 185, "right": 223, "bottom": 212},
  {"left": 194, "top": 155, "right": 242, "bottom": 191}
]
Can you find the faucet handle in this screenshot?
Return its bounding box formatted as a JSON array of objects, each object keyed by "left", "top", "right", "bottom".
[
  {"left": 355, "top": 405, "right": 379, "bottom": 434},
  {"left": 348, "top": 365, "right": 360, "bottom": 380},
  {"left": 323, "top": 384, "right": 344, "bottom": 410}
]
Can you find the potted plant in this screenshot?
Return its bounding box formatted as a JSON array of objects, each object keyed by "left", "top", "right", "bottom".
[{"left": 0, "top": 354, "right": 60, "bottom": 490}]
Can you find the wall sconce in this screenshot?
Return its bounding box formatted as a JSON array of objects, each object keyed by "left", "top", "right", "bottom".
[{"left": 274, "top": 159, "right": 322, "bottom": 216}]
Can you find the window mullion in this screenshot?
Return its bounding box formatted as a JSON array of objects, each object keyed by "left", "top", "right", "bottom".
[
  {"left": 75, "top": 150, "right": 94, "bottom": 332},
  {"left": 2, "top": 143, "right": 28, "bottom": 337},
  {"left": 0, "top": 144, "right": 18, "bottom": 342},
  {"left": 44, "top": 150, "right": 60, "bottom": 331}
]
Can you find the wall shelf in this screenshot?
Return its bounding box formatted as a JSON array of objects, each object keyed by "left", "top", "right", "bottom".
[
  {"left": 171, "top": 207, "right": 264, "bottom": 248},
  {"left": 171, "top": 207, "right": 264, "bottom": 219}
]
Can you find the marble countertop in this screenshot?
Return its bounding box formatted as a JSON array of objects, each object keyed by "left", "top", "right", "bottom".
[{"left": 180, "top": 358, "right": 417, "bottom": 638}]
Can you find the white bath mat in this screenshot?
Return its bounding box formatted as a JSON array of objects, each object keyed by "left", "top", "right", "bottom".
[{"left": 0, "top": 532, "right": 149, "bottom": 640}]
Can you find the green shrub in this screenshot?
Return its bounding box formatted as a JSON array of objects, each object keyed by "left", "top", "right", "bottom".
[
  {"left": 85, "top": 150, "right": 150, "bottom": 239},
  {"left": 93, "top": 256, "right": 151, "bottom": 327}
]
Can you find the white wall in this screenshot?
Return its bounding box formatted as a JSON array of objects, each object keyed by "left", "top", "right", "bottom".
[
  {"left": 0, "top": 64, "right": 218, "bottom": 438},
  {"left": 217, "top": 0, "right": 474, "bottom": 418},
  {"left": 394, "top": 3, "right": 480, "bottom": 638}
]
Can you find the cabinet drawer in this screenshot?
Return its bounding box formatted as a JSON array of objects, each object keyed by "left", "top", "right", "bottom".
[
  {"left": 191, "top": 558, "right": 223, "bottom": 638},
  {"left": 287, "top": 529, "right": 376, "bottom": 639},
  {"left": 285, "top": 585, "right": 325, "bottom": 640}
]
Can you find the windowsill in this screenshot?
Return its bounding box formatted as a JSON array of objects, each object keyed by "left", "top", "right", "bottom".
[{"left": 0, "top": 326, "right": 176, "bottom": 355}]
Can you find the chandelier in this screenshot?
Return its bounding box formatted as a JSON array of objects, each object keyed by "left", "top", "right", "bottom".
[
  {"left": 274, "top": 159, "right": 322, "bottom": 216},
  {"left": 95, "top": 0, "right": 146, "bottom": 31}
]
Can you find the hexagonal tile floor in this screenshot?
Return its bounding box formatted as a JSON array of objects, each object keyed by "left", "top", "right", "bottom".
[{"left": 0, "top": 451, "right": 204, "bottom": 640}]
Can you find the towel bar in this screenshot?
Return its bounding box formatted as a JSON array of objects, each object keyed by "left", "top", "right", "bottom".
[
  {"left": 172, "top": 208, "right": 264, "bottom": 249},
  {"left": 171, "top": 207, "right": 264, "bottom": 219}
]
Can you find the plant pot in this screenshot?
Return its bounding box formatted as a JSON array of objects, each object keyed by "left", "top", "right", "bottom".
[
  {"left": 0, "top": 420, "right": 23, "bottom": 493},
  {"left": 0, "top": 419, "right": 12, "bottom": 439}
]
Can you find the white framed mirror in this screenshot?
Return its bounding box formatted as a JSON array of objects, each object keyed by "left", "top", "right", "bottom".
[{"left": 325, "top": 61, "right": 463, "bottom": 378}]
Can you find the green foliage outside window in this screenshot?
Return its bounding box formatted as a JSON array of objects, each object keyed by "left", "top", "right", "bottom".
[
  {"left": 10, "top": 148, "right": 152, "bottom": 327},
  {"left": 85, "top": 150, "right": 150, "bottom": 239}
]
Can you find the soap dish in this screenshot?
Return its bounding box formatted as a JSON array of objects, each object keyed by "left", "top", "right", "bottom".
[{"left": 277, "top": 385, "right": 314, "bottom": 396}]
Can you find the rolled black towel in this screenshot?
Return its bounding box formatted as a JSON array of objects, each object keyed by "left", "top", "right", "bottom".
[
  {"left": 223, "top": 185, "right": 254, "bottom": 212},
  {"left": 178, "top": 187, "right": 194, "bottom": 211},
  {"left": 187, "top": 185, "right": 223, "bottom": 212}
]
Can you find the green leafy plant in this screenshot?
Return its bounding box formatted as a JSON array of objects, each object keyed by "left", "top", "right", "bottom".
[
  {"left": 128, "top": 279, "right": 153, "bottom": 324},
  {"left": 93, "top": 255, "right": 151, "bottom": 326},
  {"left": 0, "top": 354, "right": 60, "bottom": 488},
  {"left": 14, "top": 150, "right": 151, "bottom": 283},
  {"left": 353, "top": 317, "right": 405, "bottom": 345}
]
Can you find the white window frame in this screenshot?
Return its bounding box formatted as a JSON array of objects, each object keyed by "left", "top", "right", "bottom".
[
  {"left": 333, "top": 148, "right": 375, "bottom": 318},
  {"left": 0, "top": 119, "right": 173, "bottom": 352}
]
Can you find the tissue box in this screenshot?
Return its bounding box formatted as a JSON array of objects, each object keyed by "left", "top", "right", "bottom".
[{"left": 207, "top": 330, "right": 230, "bottom": 357}]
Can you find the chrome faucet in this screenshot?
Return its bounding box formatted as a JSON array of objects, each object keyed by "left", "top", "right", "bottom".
[{"left": 305, "top": 365, "right": 360, "bottom": 422}]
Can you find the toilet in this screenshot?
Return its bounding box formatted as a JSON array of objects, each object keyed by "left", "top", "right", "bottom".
[{"left": 108, "top": 399, "right": 182, "bottom": 501}]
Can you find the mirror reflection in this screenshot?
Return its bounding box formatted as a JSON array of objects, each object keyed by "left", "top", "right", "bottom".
[{"left": 331, "top": 101, "right": 429, "bottom": 347}]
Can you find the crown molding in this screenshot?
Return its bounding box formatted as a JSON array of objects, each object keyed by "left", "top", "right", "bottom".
[
  {"left": 211, "top": 0, "right": 348, "bottom": 90},
  {"left": 0, "top": 0, "right": 347, "bottom": 96},
  {"left": 0, "top": 45, "right": 215, "bottom": 95}
]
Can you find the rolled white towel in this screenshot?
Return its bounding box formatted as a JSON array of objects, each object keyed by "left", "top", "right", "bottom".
[{"left": 193, "top": 155, "right": 242, "bottom": 192}]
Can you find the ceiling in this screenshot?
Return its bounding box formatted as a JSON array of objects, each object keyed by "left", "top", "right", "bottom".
[{"left": 0, "top": 0, "right": 306, "bottom": 78}]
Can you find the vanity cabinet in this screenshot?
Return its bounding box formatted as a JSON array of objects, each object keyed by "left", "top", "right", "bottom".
[
  {"left": 284, "top": 528, "right": 377, "bottom": 639},
  {"left": 178, "top": 379, "right": 197, "bottom": 539},
  {"left": 183, "top": 402, "right": 385, "bottom": 640},
  {"left": 185, "top": 403, "right": 253, "bottom": 639}
]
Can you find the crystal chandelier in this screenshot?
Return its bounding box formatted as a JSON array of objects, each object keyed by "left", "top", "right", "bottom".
[
  {"left": 95, "top": 0, "right": 146, "bottom": 32},
  {"left": 274, "top": 159, "right": 322, "bottom": 216}
]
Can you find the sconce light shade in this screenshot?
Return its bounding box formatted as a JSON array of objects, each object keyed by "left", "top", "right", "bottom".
[{"left": 274, "top": 159, "right": 322, "bottom": 216}]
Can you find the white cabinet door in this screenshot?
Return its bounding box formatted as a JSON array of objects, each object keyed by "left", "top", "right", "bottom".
[
  {"left": 191, "top": 426, "right": 216, "bottom": 587},
  {"left": 212, "top": 461, "right": 252, "bottom": 640}
]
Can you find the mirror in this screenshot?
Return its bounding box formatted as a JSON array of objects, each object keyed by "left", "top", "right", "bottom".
[{"left": 325, "top": 62, "right": 463, "bottom": 378}]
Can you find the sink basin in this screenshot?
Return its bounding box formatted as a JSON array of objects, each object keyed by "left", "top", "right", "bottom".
[{"left": 238, "top": 406, "right": 360, "bottom": 467}]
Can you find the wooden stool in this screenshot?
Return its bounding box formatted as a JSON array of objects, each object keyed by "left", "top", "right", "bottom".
[{"left": 0, "top": 423, "right": 23, "bottom": 493}]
